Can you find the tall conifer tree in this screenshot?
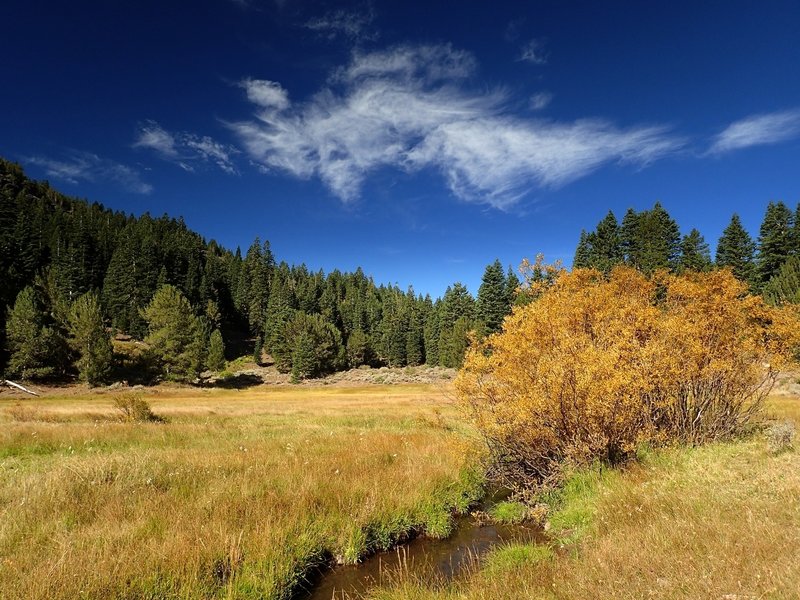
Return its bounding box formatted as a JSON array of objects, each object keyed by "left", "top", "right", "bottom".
[
  {"left": 68, "top": 292, "right": 113, "bottom": 385},
  {"left": 757, "top": 201, "right": 794, "bottom": 287},
  {"left": 716, "top": 214, "right": 756, "bottom": 286},
  {"left": 476, "top": 260, "right": 509, "bottom": 334},
  {"left": 588, "top": 211, "right": 623, "bottom": 273},
  {"left": 677, "top": 228, "right": 712, "bottom": 272}
]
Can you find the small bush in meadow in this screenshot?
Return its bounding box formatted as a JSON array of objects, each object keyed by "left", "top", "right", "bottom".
[
  {"left": 767, "top": 420, "right": 796, "bottom": 453},
  {"left": 113, "top": 394, "right": 163, "bottom": 423}
]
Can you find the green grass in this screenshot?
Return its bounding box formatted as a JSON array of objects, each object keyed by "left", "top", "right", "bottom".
[
  {"left": 365, "top": 396, "right": 800, "bottom": 600},
  {"left": 487, "top": 501, "right": 528, "bottom": 525}
]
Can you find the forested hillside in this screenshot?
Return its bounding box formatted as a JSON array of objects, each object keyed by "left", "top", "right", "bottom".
[
  {"left": 3, "top": 157, "right": 798, "bottom": 385},
  {"left": 0, "top": 159, "right": 518, "bottom": 382}
]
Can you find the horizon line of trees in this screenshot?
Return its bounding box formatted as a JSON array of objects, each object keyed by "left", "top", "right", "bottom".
[
  {"left": 0, "top": 159, "right": 518, "bottom": 384},
  {"left": 573, "top": 200, "right": 800, "bottom": 303},
  {"left": 4, "top": 157, "right": 800, "bottom": 385}
]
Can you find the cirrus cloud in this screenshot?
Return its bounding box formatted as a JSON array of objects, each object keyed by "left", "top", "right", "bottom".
[
  {"left": 708, "top": 108, "right": 800, "bottom": 154},
  {"left": 133, "top": 121, "right": 239, "bottom": 174},
  {"left": 25, "top": 151, "right": 152, "bottom": 194},
  {"left": 230, "top": 44, "right": 684, "bottom": 208}
]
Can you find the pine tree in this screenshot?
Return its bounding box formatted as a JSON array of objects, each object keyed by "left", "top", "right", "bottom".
[
  {"left": 264, "top": 274, "right": 295, "bottom": 362},
  {"left": 763, "top": 255, "right": 800, "bottom": 305},
  {"left": 793, "top": 203, "right": 800, "bottom": 254},
  {"left": 677, "top": 228, "right": 712, "bottom": 273},
  {"left": 423, "top": 300, "right": 441, "bottom": 366},
  {"left": 620, "top": 208, "right": 640, "bottom": 266},
  {"left": 716, "top": 214, "right": 756, "bottom": 286},
  {"left": 346, "top": 328, "right": 370, "bottom": 367},
  {"left": 244, "top": 238, "right": 274, "bottom": 337},
  {"left": 405, "top": 305, "right": 424, "bottom": 366},
  {"left": 291, "top": 331, "right": 317, "bottom": 381},
  {"left": 623, "top": 203, "right": 681, "bottom": 273},
  {"left": 207, "top": 329, "right": 226, "bottom": 371},
  {"left": 573, "top": 230, "right": 592, "bottom": 268},
  {"left": 476, "top": 260, "right": 510, "bottom": 334},
  {"left": 141, "top": 284, "right": 200, "bottom": 382},
  {"left": 588, "top": 211, "right": 623, "bottom": 272},
  {"left": 505, "top": 266, "right": 521, "bottom": 307},
  {"left": 5, "top": 286, "right": 69, "bottom": 379},
  {"left": 191, "top": 316, "right": 211, "bottom": 377},
  {"left": 68, "top": 292, "right": 113, "bottom": 385},
  {"left": 279, "top": 312, "right": 343, "bottom": 376},
  {"left": 440, "top": 283, "right": 475, "bottom": 329},
  {"left": 757, "top": 201, "right": 794, "bottom": 287},
  {"left": 253, "top": 335, "right": 264, "bottom": 365},
  {"left": 439, "top": 316, "right": 473, "bottom": 368}
]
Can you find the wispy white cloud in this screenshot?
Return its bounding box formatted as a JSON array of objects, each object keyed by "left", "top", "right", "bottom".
[
  {"left": 230, "top": 44, "right": 683, "bottom": 208},
  {"left": 240, "top": 79, "right": 290, "bottom": 111},
  {"left": 133, "top": 121, "right": 180, "bottom": 159},
  {"left": 519, "top": 38, "right": 548, "bottom": 65},
  {"left": 708, "top": 109, "right": 800, "bottom": 154},
  {"left": 304, "top": 5, "right": 377, "bottom": 42},
  {"left": 26, "top": 151, "right": 152, "bottom": 194},
  {"left": 133, "top": 120, "right": 238, "bottom": 174},
  {"left": 529, "top": 92, "right": 553, "bottom": 111}
]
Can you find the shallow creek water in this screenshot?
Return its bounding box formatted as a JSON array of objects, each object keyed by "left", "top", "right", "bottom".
[{"left": 300, "top": 515, "right": 543, "bottom": 600}]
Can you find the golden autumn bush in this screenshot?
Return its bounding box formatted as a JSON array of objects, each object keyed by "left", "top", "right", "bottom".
[{"left": 457, "top": 266, "right": 800, "bottom": 491}]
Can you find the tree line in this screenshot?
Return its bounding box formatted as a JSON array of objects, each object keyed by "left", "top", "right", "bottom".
[
  {"left": 573, "top": 201, "right": 800, "bottom": 301},
  {"left": 0, "top": 159, "right": 518, "bottom": 384}
]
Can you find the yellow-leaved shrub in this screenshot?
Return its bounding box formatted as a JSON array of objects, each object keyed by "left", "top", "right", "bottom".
[{"left": 457, "top": 266, "right": 800, "bottom": 490}]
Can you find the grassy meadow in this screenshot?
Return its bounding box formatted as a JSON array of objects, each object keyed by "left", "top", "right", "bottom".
[
  {"left": 0, "top": 384, "right": 481, "bottom": 599},
  {"left": 368, "top": 395, "right": 800, "bottom": 600}
]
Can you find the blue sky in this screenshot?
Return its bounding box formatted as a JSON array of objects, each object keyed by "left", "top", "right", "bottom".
[{"left": 2, "top": 0, "right": 799, "bottom": 298}]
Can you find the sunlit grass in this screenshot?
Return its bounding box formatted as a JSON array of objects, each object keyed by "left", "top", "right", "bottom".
[
  {"left": 0, "top": 384, "right": 480, "bottom": 599},
  {"left": 370, "top": 395, "right": 800, "bottom": 599}
]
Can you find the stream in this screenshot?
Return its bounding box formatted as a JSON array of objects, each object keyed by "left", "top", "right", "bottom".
[{"left": 299, "top": 514, "right": 544, "bottom": 600}]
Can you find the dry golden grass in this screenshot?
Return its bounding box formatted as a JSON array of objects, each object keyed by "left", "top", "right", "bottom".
[
  {"left": 0, "top": 383, "right": 479, "bottom": 600},
  {"left": 371, "top": 395, "right": 800, "bottom": 600}
]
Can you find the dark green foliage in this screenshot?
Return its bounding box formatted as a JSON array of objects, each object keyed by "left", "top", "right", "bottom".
[
  {"left": 252, "top": 335, "right": 264, "bottom": 365},
  {"left": 716, "top": 214, "right": 756, "bottom": 286},
  {"left": 620, "top": 202, "right": 680, "bottom": 273},
  {"left": 405, "top": 304, "right": 424, "bottom": 366},
  {"left": 757, "top": 201, "right": 794, "bottom": 288},
  {"left": 244, "top": 238, "right": 274, "bottom": 336},
  {"left": 573, "top": 230, "right": 592, "bottom": 269},
  {"left": 587, "top": 211, "right": 623, "bottom": 273},
  {"left": 263, "top": 271, "right": 295, "bottom": 361},
  {"left": 0, "top": 159, "right": 473, "bottom": 380},
  {"left": 439, "top": 316, "right": 474, "bottom": 368},
  {"left": 207, "top": 329, "right": 226, "bottom": 372},
  {"left": 192, "top": 316, "right": 211, "bottom": 377},
  {"left": 677, "top": 228, "right": 712, "bottom": 273},
  {"left": 5, "top": 286, "right": 69, "bottom": 379},
  {"left": 291, "top": 331, "right": 317, "bottom": 382},
  {"left": 437, "top": 283, "right": 476, "bottom": 367},
  {"left": 68, "top": 292, "right": 113, "bottom": 385},
  {"left": 763, "top": 255, "right": 800, "bottom": 305},
  {"left": 505, "top": 266, "right": 521, "bottom": 308},
  {"left": 141, "top": 285, "right": 201, "bottom": 382},
  {"left": 346, "top": 328, "right": 370, "bottom": 367},
  {"left": 423, "top": 300, "right": 441, "bottom": 367},
  {"left": 476, "top": 260, "right": 510, "bottom": 334},
  {"left": 278, "top": 311, "right": 343, "bottom": 378}
]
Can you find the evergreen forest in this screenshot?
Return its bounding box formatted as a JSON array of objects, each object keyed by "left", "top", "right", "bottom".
[{"left": 3, "top": 157, "right": 799, "bottom": 385}]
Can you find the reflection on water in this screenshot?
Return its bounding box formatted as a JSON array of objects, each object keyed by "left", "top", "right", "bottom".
[{"left": 301, "top": 517, "right": 543, "bottom": 600}]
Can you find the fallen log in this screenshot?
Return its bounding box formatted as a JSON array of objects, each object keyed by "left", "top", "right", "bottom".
[{"left": 2, "top": 379, "right": 39, "bottom": 396}]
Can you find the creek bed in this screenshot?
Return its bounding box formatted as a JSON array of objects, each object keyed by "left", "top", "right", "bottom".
[{"left": 300, "top": 515, "right": 544, "bottom": 599}]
